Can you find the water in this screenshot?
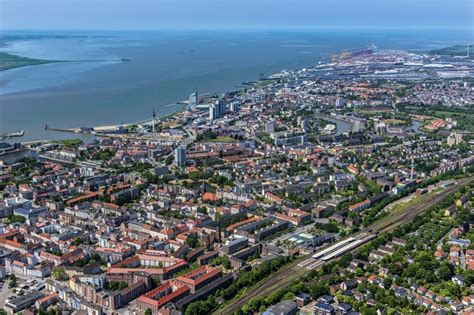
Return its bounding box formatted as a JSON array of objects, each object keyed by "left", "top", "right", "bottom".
[{"left": 0, "top": 29, "right": 472, "bottom": 142}]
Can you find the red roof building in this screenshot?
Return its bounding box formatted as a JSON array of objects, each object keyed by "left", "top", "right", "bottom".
[{"left": 137, "top": 281, "right": 190, "bottom": 313}]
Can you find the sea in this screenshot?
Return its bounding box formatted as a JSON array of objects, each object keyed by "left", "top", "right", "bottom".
[{"left": 0, "top": 29, "right": 472, "bottom": 142}]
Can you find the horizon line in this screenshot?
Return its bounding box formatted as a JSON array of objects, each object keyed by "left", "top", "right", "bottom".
[{"left": 1, "top": 26, "right": 473, "bottom": 32}]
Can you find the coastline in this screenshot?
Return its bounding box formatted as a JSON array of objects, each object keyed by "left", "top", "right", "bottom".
[
  {"left": 0, "top": 52, "right": 62, "bottom": 72},
  {"left": 40, "top": 103, "right": 188, "bottom": 142},
  {"left": 2, "top": 30, "right": 471, "bottom": 143}
]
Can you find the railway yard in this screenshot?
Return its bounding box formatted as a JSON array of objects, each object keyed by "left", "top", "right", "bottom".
[{"left": 217, "top": 176, "right": 474, "bottom": 314}]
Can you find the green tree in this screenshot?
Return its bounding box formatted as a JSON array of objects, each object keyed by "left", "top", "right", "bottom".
[
  {"left": 438, "top": 264, "right": 453, "bottom": 281},
  {"left": 52, "top": 267, "right": 68, "bottom": 281},
  {"left": 186, "top": 236, "right": 200, "bottom": 248},
  {"left": 309, "top": 282, "right": 328, "bottom": 300},
  {"left": 283, "top": 292, "right": 295, "bottom": 300}
]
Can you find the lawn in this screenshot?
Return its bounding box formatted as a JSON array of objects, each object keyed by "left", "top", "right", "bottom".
[
  {"left": 209, "top": 136, "right": 236, "bottom": 143},
  {"left": 56, "top": 138, "right": 84, "bottom": 147},
  {"left": 383, "top": 119, "right": 407, "bottom": 125}
]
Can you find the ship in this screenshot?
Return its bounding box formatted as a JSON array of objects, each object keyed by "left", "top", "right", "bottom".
[
  {"left": 2, "top": 130, "right": 25, "bottom": 138},
  {"left": 121, "top": 58, "right": 131, "bottom": 62}
]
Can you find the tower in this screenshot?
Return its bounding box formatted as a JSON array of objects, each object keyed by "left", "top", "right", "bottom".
[{"left": 152, "top": 108, "right": 156, "bottom": 133}]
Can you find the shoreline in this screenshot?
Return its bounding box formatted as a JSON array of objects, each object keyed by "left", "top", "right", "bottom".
[
  {"left": 0, "top": 51, "right": 131, "bottom": 73},
  {"left": 4, "top": 39, "right": 470, "bottom": 143},
  {"left": 41, "top": 103, "right": 188, "bottom": 140},
  {"left": 0, "top": 52, "right": 62, "bottom": 72}
]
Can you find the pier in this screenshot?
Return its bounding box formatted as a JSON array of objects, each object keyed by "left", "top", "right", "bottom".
[{"left": 44, "top": 126, "right": 79, "bottom": 133}]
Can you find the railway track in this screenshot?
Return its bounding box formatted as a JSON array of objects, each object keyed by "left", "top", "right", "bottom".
[
  {"left": 216, "top": 176, "right": 473, "bottom": 314},
  {"left": 373, "top": 176, "right": 473, "bottom": 233}
]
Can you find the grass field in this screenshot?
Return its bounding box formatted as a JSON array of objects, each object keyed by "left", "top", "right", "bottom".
[
  {"left": 209, "top": 136, "right": 236, "bottom": 143},
  {"left": 0, "top": 52, "right": 59, "bottom": 71},
  {"left": 384, "top": 119, "right": 407, "bottom": 125},
  {"left": 55, "top": 138, "right": 83, "bottom": 147}
]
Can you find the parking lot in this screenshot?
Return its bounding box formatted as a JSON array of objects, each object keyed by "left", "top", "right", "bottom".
[{"left": 0, "top": 275, "right": 46, "bottom": 308}]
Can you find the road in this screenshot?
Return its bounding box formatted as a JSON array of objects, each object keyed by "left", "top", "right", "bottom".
[
  {"left": 215, "top": 176, "right": 473, "bottom": 314},
  {"left": 165, "top": 122, "right": 196, "bottom": 158},
  {"left": 0, "top": 280, "right": 11, "bottom": 309}
]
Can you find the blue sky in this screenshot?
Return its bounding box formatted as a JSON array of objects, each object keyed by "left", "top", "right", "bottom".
[{"left": 1, "top": 0, "right": 472, "bottom": 30}]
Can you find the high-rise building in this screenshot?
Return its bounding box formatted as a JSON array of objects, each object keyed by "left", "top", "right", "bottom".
[
  {"left": 447, "top": 132, "right": 463, "bottom": 146},
  {"left": 175, "top": 146, "right": 187, "bottom": 166},
  {"left": 217, "top": 99, "right": 226, "bottom": 117},
  {"left": 297, "top": 116, "right": 303, "bottom": 126},
  {"left": 230, "top": 101, "right": 240, "bottom": 112},
  {"left": 335, "top": 97, "right": 345, "bottom": 108},
  {"left": 189, "top": 92, "right": 198, "bottom": 109},
  {"left": 209, "top": 100, "right": 226, "bottom": 121},
  {"left": 209, "top": 105, "right": 218, "bottom": 121}
]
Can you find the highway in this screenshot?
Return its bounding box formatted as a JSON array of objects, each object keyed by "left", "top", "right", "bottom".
[{"left": 215, "top": 176, "right": 473, "bottom": 315}]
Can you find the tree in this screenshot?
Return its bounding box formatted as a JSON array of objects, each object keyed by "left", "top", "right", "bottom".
[
  {"left": 309, "top": 282, "right": 328, "bottom": 300},
  {"left": 438, "top": 264, "right": 453, "bottom": 281},
  {"left": 283, "top": 292, "right": 295, "bottom": 300},
  {"left": 71, "top": 237, "right": 83, "bottom": 246},
  {"left": 52, "top": 267, "right": 68, "bottom": 281},
  {"left": 186, "top": 236, "right": 200, "bottom": 248},
  {"left": 8, "top": 275, "right": 17, "bottom": 288},
  {"left": 108, "top": 280, "right": 129, "bottom": 291},
  {"left": 222, "top": 255, "right": 231, "bottom": 269},
  {"left": 7, "top": 214, "right": 26, "bottom": 224},
  {"left": 144, "top": 308, "right": 152, "bottom": 315},
  {"left": 464, "top": 270, "right": 474, "bottom": 286},
  {"left": 383, "top": 277, "right": 393, "bottom": 289}
]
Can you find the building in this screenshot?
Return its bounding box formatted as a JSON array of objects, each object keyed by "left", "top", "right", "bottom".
[
  {"left": 209, "top": 105, "right": 218, "bottom": 121},
  {"left": 136, "top": 280, "right": 190, "bottom": 313},
  {"left": 233, "top": 217, "right": 290, "bottom": 243},
  {"left": 217, "top": 99, "right": 225, "bottom": 116},
  {"left": 265, "top": 121, "right": 276, "bottom": 133},
  {"left": 209, "top": 100, "right": 225, "bottom": 121},
  {"left": 175, "top": 266, "right": 222, "bottom": 293},
  {"left": 314, "top": 302, "right": 335, "bottom": 315},
  {"left": 189, "top": 92, "right": 198, "bottom": 109},
  {"left": 13, "top": 206, "right": 47, "bottom": 224},
  {"left": 348, "top": 199, "right": 371, "bottom": 213},
  {"left": 336, "top": 97, "right": 345, "bottom": 108},
  {"left": 263, "top": 300, "right": 298, "bottom": 315},
  {"left": 229, "top": 101, "right": 240, "bottom": 112},
  {"left": 220, "top": 236, "right": 249, "bottom": 255},
  {"left": 447, "top": 132, "right": 463, "bottom": 146},
  {"left": 274, "top": 132, "right": 306, "bottom": 146},
  {"left": 175, "top": 146, "right": 187, "bottom": 166},
  {"left": 5, "top": 292, "right": 45, "bottom": 314},
  {"left": 106, "top": 253, "right": 188, "bottom": 280},
  {"left": 275, "top": 208, "right": 311, "bottom": 226},
  {"left": 197, "top": 251, "right": 219, "bottom": 265}
]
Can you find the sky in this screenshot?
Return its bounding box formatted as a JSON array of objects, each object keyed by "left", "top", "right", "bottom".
[{"left": 0, "top": 0, "right": 473, "bottom": 31}]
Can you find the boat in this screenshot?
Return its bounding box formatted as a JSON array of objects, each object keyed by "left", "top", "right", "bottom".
[
  {"left": 3, "top": 130, "right": 25, "bottom": 138},
  {"left": 121, "top": 58, "right": 131, "bottom": 62}
]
